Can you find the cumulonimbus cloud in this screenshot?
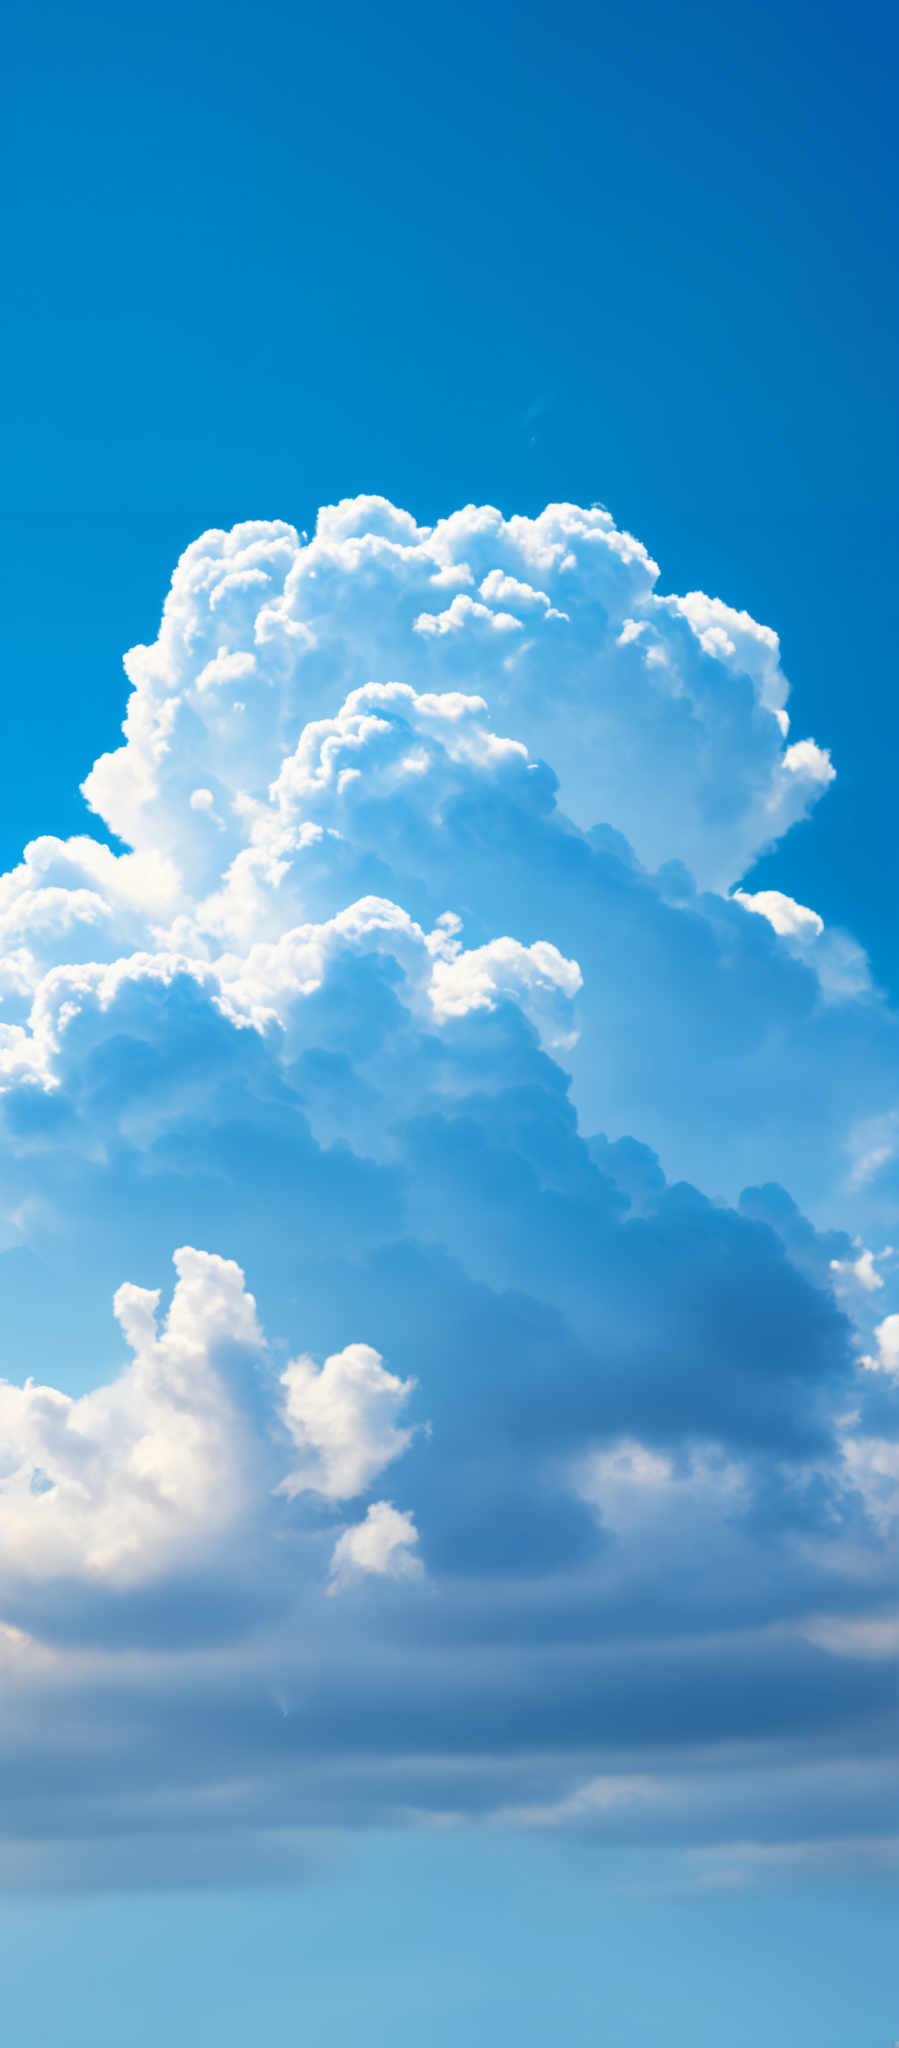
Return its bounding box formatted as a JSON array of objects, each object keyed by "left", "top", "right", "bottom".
[{"left": 0, "top": 494, "right": 895, "bottom": 1890}]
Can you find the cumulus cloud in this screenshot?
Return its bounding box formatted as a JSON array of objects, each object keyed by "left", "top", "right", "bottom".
[
  {"left": 0, "top": 493, "right": 895, "bottom": 1887},
  {"left": 0, "top": 1248, "right": 262, "bottom": 1587},
  {"left": 79, "top": 497, "right": 832, "bottom": 890},
  {"left": 733, "top": 887, "right": 872, "bottom": 999},
  {"left": 0, "top": 1248, "right": 419, "bottom": 1597},
  {"left": 329, "top": 1500, "right": 423, "bottom": 1591},
  {"left": 278, "top": 1343, "right": 417, "bottom": 1501}
]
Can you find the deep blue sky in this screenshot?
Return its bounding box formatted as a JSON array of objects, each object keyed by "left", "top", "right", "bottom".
[{"left": 5, "top": 0, "right": 897, "bottom": 980}]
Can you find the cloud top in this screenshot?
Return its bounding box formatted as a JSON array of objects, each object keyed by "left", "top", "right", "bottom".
[{"left": 81, "top": 497, "right": 832, "bottom": 890}]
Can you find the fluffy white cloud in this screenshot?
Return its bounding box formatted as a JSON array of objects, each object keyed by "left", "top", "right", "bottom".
[
  {"left": 0, "top": 1249, "right": 419, "bottom": 1592},
  {"left": 429, "top": 935, "right": 582, "bottom": 1050},
  {"left": 0, "top": 1248, "right": 261, "bottom": 1585},
  {"left": 278, "top": 1342, "right": 417, "bottom": 1501},
  {"left": 79, "top": 497, "right": 832, "bottom": 891},
  {"left": 0, "top": 511, "right": 889, "bottom": 1222},
  {"left": 0, "top": 895, "right": 581, "bottom": 1095},
  {"left": 734, "top": 888, "right": 825, "bottom": 942},
  {"left": 329, "top": 1500, "right": 423, "bottom": 1592}
]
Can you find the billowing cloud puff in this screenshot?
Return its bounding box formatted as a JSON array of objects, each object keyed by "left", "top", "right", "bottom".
[
  {"left": 329, "top": 1500, "right": 423, "bottom": 1591},
  {"left": 80, "top": 498, "right": 832, "bottom": 891},
  {"left": 0, "top": 1248, "right": 263, "bottom": 1587},
  {"left": 0, "top": 494, "right": 895, "bottom": 1891},
  {"left": 0, "top": 1247, "right": 419, "bottom": 1595},
  {"left": 279, "top": 1342, "right": 417, "bottom": 1502}
]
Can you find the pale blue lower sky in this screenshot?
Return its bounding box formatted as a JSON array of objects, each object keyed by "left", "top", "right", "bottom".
[{"left": 1, "top": 1835, "right": 893, "bottom": 2047}]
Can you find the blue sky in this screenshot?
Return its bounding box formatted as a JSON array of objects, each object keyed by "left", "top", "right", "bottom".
[
  {"left": 0, "top": 1842, "right": 894, "bottom": 2047},
  {"left": 1, "top": 0, "right": 897, "bottom": 2041},
  {"left": 7, "top": 0, "right": 898, "bottom": 981}
]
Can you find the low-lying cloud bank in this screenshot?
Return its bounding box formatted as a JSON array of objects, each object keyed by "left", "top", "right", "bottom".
[{"left": 0, "top": 495, "right": 895, "bottom": 1889}]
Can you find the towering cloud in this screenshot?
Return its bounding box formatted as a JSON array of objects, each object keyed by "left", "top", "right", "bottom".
[{"left": 0, "top": 496, "right": 894, "bottom": 1890}]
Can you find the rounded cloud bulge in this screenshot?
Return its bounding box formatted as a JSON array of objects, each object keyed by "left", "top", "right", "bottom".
[
  {"left": 81, "top": 495, "right": 832, "bottom": 892},
  {"left": 0, "top": 493, "right": 895, "bottom": 1891}
]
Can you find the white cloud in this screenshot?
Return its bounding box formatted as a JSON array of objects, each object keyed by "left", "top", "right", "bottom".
[
  {"left": 662, "top": 591, "right": 784, "bottom": 709},
  {"left": 829, "top": 1244, "right": 892, "bottom": 1294},
  {"left": 329, "top": 1500, "right": 423, "bottom": 1591},
  {"left": 78, "top": 496, "right": 834, "bottom": 890},
  {"left": 278, "top": 1342, "right": 417, "bottom": 1501},
  {"left": 0, "top": 1247, "right": 263, "bottom": 1586},
  {"left": 429, "top": 935, "right": 582, "bottom": 1049},
  {"left": 0, "top": 1249, "right": 418, "bottom": 1591},
  {"left": 734, "top": 888, "right": 824, "bottom": 942},
  {"left": 733, "top": 888, "right": 871, "bottom": 999},
  {"left": 0, "top": 505, "right": 886, "bottom": 1219},
  {"left": 0, "top": 891, "right": 582, "bottom": 1095},
  {"left": 414, "top": 593, "right": 525, "bottom": 637}
]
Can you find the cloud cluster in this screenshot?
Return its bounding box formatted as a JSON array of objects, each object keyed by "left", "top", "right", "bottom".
[
  {"left": 81, "top": 498, "right": 833, "bottom": 891},
  {"left": 0, "top": 495, "right": 895, "bottom": 1890}
]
